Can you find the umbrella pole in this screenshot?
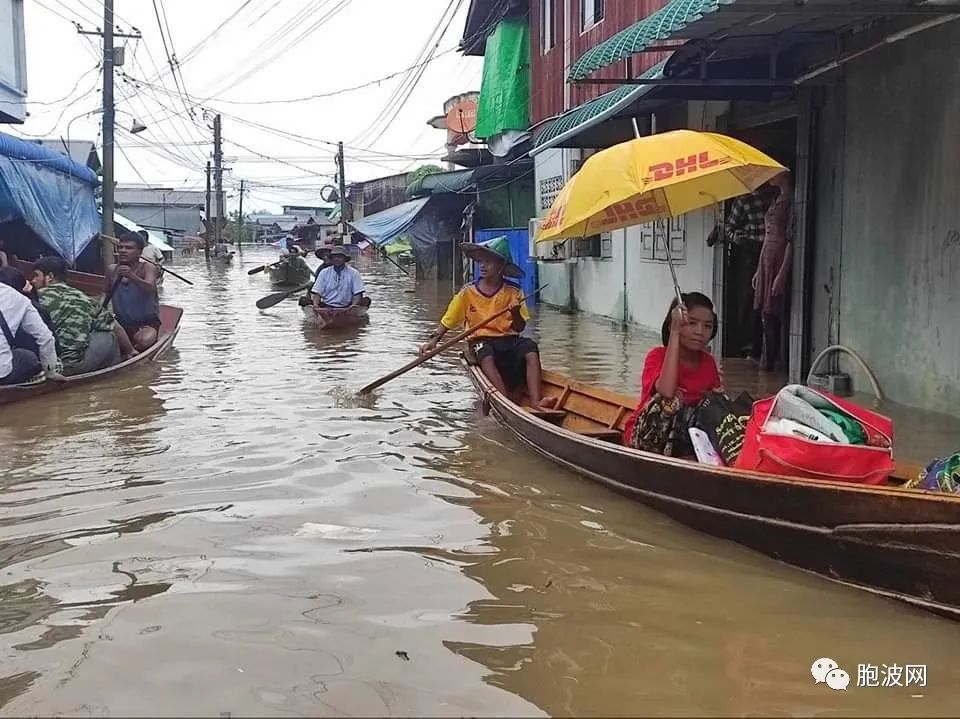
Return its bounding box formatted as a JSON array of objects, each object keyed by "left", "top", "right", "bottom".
[
  {"left": 658, "top": 217, "right": 684, "bottom": 307},
  {"left": 635, "top": 116, "right": 682, "bottom": 306}
]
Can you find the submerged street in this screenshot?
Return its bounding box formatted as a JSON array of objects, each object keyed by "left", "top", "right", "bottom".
[{"left": 3, "top": 249, "right": 960, "bottom": 716}]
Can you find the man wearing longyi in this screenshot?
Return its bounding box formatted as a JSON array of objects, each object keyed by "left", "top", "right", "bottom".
[{"left": 419, "top": 236, "right": 555, "bottom": 410}]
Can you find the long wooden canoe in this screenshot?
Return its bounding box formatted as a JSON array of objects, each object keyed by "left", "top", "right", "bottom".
[
  {"left": 463, "top": 360, "right": 960, "bottom": 618},
  {"left": 0, "top": 265, "right": 182, "bottom": 405},
  {"left": 269, "top": 260, "right": 312, "bottom": 287},
  {"left": 301, "top": 301, "right": 370, "bottom": 330}
]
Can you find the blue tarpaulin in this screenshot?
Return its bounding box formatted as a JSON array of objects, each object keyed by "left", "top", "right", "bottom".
[
  {"left": 0, "top": 132, "right": 101, "bottom": 262},
  {"left": 348, "top": 197, "right": 430, "bottom": 247}
]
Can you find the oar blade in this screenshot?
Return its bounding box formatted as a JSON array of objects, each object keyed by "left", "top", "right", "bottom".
[
  {"left": 256, "top": 291, "right": 293, "bottom": 310},
  {"left": 255, "top": 281, "right": 312, "bottom": 310},
  {"left": 247, "top": 264, "right": 268, "bottom": 275}
]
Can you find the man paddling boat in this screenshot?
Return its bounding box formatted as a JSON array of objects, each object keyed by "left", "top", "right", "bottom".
[
  {"left": 310, "top": 247, "right": 364, "bottom": 309},
  {"left": 419, "top": 236, "right": 555, "bottom": 410}
]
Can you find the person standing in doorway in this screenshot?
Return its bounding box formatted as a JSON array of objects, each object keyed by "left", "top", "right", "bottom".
[
  {"left": 707, "top": 184, "right": 776, "bottom": 360},
  {"left": 753, "top": 171, "right": 793, "bottom": 372}
]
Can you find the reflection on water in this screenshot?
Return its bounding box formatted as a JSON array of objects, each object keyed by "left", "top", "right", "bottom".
[{"left": 2, "top": 248, "right": 959, "bottom": 716}]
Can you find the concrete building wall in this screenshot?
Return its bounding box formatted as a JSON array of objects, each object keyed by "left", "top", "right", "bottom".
[
  {"left": 815, "top": 23, "right": 960, "bottom": 414},
  {"left": 117, "top": 204, "right": 203, "bottom": 237},
  {"left": 0, "top": 0, "right": 26, "bottom": 123}
]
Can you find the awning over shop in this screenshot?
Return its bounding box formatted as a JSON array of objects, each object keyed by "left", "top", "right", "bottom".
[
  {"left": 531, "top": 59, "right": 667, "bottom": 156},
  {"left": 569, "top": 0, "right": 712, "bottom": 81},
  {"left": 407, "top": 159, "right": 533, "bottom": 196},
  {"left": 348, "top": 197, "right": 430, "bottom": 247},
  {"left": 569, "top": 0, "right": 960, "bottom": 83},
  {"left": 113, "top": 211, "right": 174, "bottom": 252},
  {"left": 0, "top": 131, "right": 101, "bottom": 262}
]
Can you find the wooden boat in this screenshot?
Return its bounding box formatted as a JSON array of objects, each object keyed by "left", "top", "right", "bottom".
[
  {"left": 269, "top": 258, "right": 312, "bottom": 287},
  {"left": 463, "top": 360, "right": 960, "bottom": 618},
  {"left": 0, "top": 265, "right": 182, "bottom": 406},
  {"left": 301, "top": 299, "right": 370, "bottom": 330}
]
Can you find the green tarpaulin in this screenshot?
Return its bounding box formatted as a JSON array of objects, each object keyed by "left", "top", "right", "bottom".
[
  {"left": 384, "top": 237, "right": 412, "bottom": 256},
  {"left": 475, "top": 18, "right": 530, "bottom": 139}
]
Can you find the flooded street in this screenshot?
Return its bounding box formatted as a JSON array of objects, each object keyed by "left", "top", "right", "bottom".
[{"left": 3, "top": 247, "right": 960, "bottom": 717}]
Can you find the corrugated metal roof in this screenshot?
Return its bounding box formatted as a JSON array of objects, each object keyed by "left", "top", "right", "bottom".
[
  {"left": 569, "top": 0, "right": 960, "bottom": 81},
  {"left": 531, "top": 59, "right": 667, "bottom": 155}
]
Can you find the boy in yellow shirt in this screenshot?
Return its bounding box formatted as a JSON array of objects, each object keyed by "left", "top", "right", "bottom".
[{"left": 420, "top": 236, "right": 555, "bottom": 409}]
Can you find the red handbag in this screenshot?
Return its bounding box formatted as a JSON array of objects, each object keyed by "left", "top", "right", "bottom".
[{"left": 734, "top": 386, "right": 895, "bottom": 485}]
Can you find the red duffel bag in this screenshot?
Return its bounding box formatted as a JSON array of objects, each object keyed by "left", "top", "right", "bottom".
[{"left": 734, "top": 385, "right": 895, "bottom": 485}]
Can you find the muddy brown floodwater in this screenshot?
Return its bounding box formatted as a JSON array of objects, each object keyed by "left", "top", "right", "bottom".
[{"left": 2, "top": 247, "right": 960, "bottom": 717}]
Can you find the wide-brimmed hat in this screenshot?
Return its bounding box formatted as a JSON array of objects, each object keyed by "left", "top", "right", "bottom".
[
  {"left": 461, "top": 236, "right": 523, "bottom": 278},
  {"left": 328, "top": 246, "right": 351, "bottom": 260}
]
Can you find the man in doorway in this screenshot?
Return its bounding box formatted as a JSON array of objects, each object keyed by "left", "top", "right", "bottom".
[
  {"left": 707, "top": 184, "right": 777, "bottom": 361},
  {"left": 310, "top": 247, "right": 364, "bottom": 308},
  {"left": 106, "top": 232, "right": 161, "bottom": 352}
]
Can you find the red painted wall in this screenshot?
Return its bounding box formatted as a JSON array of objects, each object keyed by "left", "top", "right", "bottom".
[{"left": 530, "top": 0, "right": 672, "bottom": 124}]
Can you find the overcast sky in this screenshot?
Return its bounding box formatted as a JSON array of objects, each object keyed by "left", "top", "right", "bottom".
[{"left": 13, "top": 0, "right": 480, "bottom": 213}]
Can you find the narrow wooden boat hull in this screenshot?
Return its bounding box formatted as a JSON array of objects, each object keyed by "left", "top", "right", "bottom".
[
  {"left": 301, "top": 303, "right": 369, "bottom": 330},
  {"left": 463, "top": 361, "right": 960, "bottom": 618},
  {"left": 269, "top": 263, "right": 312, "bottom": 287},
  {"left": 0, "top": 304, "right": 182, "bottom": 405}
]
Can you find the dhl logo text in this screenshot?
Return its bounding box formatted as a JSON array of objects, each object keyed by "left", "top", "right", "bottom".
[
  {"left": 541, "top": 205, "right": 566, "bottom": 231},
  {"left": 647, "top": 151, "right": 730, "bottom": 182},
  {"left": 600, "top": 196, "right": 666, "bottom": 225}
]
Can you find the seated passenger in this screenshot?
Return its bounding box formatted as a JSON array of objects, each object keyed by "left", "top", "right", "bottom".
[
  {"left": 0, "top": 281, "right": 59, "bottom": 384},
  {"left": 107, "top": 232, "right": 161, "bottom": 352},
  {"left": 419, "top": 236, "right": 555, "bottom": 410},
  {"left": 310, "top": 248, "right": 364, "bottom": 308},
  {"left": 623, "top": 292, "right": 722, "bottom": 456},
  {"left": 0, "top": 266, "right": 57, "bottom": 348},
  {"left": 32, "top": 256, "right": 122, "bottom": 376}
]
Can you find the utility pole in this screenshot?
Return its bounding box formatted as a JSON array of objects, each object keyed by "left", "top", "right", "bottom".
[
  {"left": 236, "top": 179, "right": 245, "bottom": 257},
  {"left": 78, "top": 3, "right": 141, "bottom": 272},
  {"left": 101, "top": 0, "right": 115, "bottom": 268},
  {"left": 204, "top": 160, "right": 212, "bottom": 261},
  {"left": 336, "top": 141, "right": 349, "bottom": 245},
  {"left": 213, "top": 114, "right": 224, "bottom": 247}
]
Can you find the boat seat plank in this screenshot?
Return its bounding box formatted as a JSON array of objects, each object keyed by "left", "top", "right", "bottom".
[
  {"left": 528, "top": 408, "right": 567, "bottom": 425},
  {"left": 578, "top": 428, "right": 623, "bottom": 444}
]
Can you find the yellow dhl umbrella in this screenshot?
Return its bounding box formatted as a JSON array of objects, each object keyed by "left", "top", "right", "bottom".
[{"left": 536, "top": 130, "right": 786, "bottom": 243}]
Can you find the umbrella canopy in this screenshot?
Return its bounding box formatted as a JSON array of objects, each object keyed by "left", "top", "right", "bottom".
[{"left": 537, "top": 130, "right": 786, "bottom": 243}]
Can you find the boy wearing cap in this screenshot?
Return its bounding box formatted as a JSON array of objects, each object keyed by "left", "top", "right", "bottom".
[{"left": 420, "top": 236, "right": 555, "bottom": 410}]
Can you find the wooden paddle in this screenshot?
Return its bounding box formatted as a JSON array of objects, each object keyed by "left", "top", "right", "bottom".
[
  {"left": 357, "top": 285, "right": 546, "bottom": 395},
  {"left": 247, "top": 261, "right": 281, "bottom": 276},
  {"left": 106, "top": 235, "right": 194, "bottom": 286},
  {"left": 256, "top": 281, "right": 313, "bottom": 310}
]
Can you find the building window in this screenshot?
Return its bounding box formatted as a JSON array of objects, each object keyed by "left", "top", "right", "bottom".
[
  {"left": 638, "top": 216, "right": 686, "bottom": 263},
  {"left": 574, "top": 232, "right": 613, "bottom": 260},
  {"left": 581, "top": 0, "right": 604, "bottom": 31},
  {"left": 539, "top": 175, "right": 564, "bottom": 211},
  {"left": 541, "top": 0, "right": 555, "bottom": 53}
]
